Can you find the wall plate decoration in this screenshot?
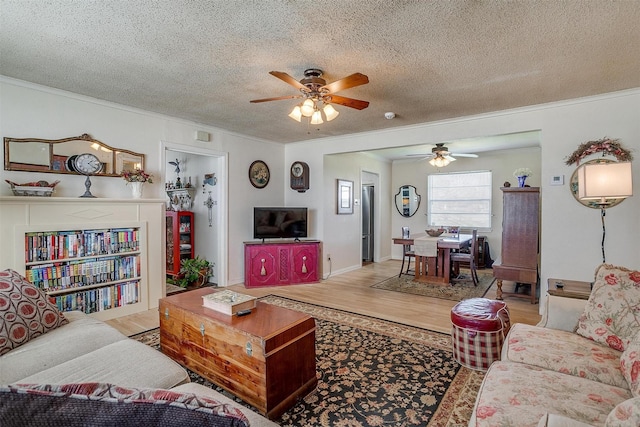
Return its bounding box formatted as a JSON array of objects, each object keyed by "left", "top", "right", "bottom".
[
  {"left": 249, "top": 160, "right": 270, "bottom": 188},
  {"left": 290, "top": 161, "right": 309, "bottom": 192}
]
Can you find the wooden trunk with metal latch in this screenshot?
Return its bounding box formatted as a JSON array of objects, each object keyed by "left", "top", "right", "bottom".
[{"left": 159, "top": 288, "right": 317, "bottom": 420}]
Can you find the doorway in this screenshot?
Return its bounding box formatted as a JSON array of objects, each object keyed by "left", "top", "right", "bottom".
[
  {"left": 161, "top": 141, "right": 228, "bottom": 287},
  {"left": 361, "top": 171, "right": 379, "bottom": 265},
  {"left": 362, "top": 185, "right": 374, "bottom": 263}
]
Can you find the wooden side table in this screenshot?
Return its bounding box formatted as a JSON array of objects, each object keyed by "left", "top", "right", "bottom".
[{"left": 547, "top": 278, "right": 592, "bottom": 300}]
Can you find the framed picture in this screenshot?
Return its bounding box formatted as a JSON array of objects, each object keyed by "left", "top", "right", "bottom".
[
  {"left": 249, "top": 160, "right": 270, "bottom": 188},
  {"left": 337, "top": 179, "right": 354, "bottom": 214}
]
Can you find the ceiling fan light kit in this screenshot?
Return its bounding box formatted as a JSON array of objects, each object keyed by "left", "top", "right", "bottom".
[
  {"left": 429, "top": 155, "right": 451, "bottom": 167},
  {"left": 408, "top": 143, "right": 478, "bottom": 167},
  {"left": 250, "top": 68, "right": 369, "bottom": 125}
]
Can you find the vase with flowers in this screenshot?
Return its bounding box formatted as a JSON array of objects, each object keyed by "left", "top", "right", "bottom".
[
  {"left": 121, "top": 169, "right": 153, "bottom": 198},
  {"left": 513, "top": 168, "right": 532, "bottom": 187}
]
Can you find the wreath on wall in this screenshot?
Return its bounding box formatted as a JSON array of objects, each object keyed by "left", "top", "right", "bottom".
[{"left": 565, "top": 137, "right": 633, "bottom": 166}]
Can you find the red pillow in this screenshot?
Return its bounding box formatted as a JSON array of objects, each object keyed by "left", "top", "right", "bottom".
[{"left": 0, "top": 269, "right": 68, "bottom": 355}]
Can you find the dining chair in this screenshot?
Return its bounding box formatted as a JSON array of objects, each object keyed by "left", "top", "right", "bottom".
[
  {"left": 399, "top": 244, "right": 415, "bottom": 278},
  {"left": 450, "top": 229, "right": 479, "bottom": 285}
]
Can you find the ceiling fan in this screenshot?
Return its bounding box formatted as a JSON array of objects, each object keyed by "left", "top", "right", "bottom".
[
  {"left": 250, "top": 69, "right": 369, "bottom": 124},
  {"left": 406, "top": 143, "right": 479, "bottom": 167}
]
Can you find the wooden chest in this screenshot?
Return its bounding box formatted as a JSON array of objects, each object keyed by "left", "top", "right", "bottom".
[{"left": 159, "top": 288, "right": 317, "bottom": 420}]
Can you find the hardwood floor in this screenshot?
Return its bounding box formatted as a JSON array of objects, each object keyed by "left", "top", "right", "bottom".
[{"left": 106, "top": 260, "right": 541, "bottom": 336}]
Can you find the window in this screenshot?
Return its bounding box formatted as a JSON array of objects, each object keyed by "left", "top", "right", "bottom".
[{"left": 427, "top": 170, "right": 492, "bottom": 229}]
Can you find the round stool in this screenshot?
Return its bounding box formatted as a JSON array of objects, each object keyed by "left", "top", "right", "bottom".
[{"left": 450, "top": 297, "right": 510, "bottom": 371}]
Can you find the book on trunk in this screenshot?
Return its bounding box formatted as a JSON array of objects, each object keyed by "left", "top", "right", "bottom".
[{"left": 202, "top": 290, "right": 256, "bottom": 315}]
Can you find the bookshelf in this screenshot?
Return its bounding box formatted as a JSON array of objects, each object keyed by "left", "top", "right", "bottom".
[
  {"left": 0, "top": 197, "right": 166, "bottom": 321},
  {"left": 24, "top": 228, "right": 143, "bottom": 317}
]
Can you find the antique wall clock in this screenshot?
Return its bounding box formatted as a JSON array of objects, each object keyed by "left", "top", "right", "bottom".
[{"left": 290, "top": 161, "right": 309, "bottom": 192}]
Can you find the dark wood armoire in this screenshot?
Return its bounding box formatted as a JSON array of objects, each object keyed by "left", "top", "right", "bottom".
[{"left": 493, "top": 187, "right": 540, "bottom": 304}]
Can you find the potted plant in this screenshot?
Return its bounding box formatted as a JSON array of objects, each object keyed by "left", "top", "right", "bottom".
[{"left": 173, "top": 256, "right": 212, "bottom": 288}]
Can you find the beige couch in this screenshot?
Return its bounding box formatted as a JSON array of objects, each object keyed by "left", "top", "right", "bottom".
[
  {"left": 469, "top": 264, "right": 640, "bottom": 427},
  {"left": 0, "top": 310, "right": 278, "bottom": 427}
]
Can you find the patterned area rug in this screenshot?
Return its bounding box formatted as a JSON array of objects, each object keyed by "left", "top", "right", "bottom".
[
  {"left": 133, "top": 296, "right": 483, "bottom": 426},
  {"left": 371, "top": 271, "right": 495, "bottom": 301}
]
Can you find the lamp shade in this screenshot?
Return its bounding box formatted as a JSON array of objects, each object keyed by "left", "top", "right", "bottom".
[
  {"left": 578, "top": 161, "right": 633, "bottom": 202},
  {"left": 288, "top": 105, "right": 302, "bottom": 122},
  {"left": 300, "top": 99, "right": 315, "bottom": 117},
  {"left": 310, "top": 110, "right": 324, "bottom": 125},
  {"left": 323, "top": 103, "right": 339, "bottom": 121}
]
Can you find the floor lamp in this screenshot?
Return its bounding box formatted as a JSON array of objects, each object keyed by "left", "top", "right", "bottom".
[{"left": 578, "top": 161, "right": 633, "bottom": 263}]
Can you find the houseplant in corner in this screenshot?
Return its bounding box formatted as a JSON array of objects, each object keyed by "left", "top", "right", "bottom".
[{"left": 174, "top": 256, "right": 212, "bottom": 288}]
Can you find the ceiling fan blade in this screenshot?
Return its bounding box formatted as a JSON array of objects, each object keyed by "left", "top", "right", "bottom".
[
  {"left": 326, "top": 94, "right": 369, "bottom": 110},
  {"left": 405, "top": 153, "right": 435, "bottom": 158},
  {"left": 269, "top": 71, "right": 309, "bottom": 92},
  {"left": 405, "top": 154, "right": 436, "bottom": 162},
  {"left": 250, "top": 94, "right": 303, "bottom": 103},
  {"left": 450, "top": 153, "right": 479, "bottom": 158},
  {"left": 320, "top": 73, "right": 369, "bottom": 93}
]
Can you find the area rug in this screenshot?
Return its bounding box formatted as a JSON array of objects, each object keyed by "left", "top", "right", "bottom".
[
  {"left": 133, "top": 296, "right": 484, "bottom": 426},
  {"left": 371, "top": 270, "right": 495, "bottom": 301}
]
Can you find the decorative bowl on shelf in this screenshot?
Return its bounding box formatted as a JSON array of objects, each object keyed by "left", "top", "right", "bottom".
[
  {"left": 5, "top": 180, "right": 60, "bottom": 197},
  {"left": 425, "top": 229, "right": 445, "bottom": 237}
]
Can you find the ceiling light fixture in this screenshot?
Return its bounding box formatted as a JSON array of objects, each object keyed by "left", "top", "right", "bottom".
[
  {"left": 289, "top": 98, "right": 340, "bottom": 124},
  {"left": 428, "top": 154, "right": 451, "bottom": 167},
  {"left": 252, "top": 69, "right": 369, "bottom": 126}
]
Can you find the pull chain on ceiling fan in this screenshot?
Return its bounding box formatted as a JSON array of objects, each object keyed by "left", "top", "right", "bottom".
[{"left": 250, "top": 69, "right": 369, "bottom": 124}]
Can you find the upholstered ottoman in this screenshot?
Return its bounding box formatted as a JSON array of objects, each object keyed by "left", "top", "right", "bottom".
[{"left": 450, "top": 298, "right": 510, "bottom": 371}]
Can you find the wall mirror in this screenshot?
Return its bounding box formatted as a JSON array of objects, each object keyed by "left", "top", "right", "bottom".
[
  {"left": 395, "top": 185, "right": 421, "bottom": 217},
  {"left": 4, "top": 134, "right": 145, "bottom": 177},
  {"left": 570, "top": 158, "right": 625, "bottom": 209}
]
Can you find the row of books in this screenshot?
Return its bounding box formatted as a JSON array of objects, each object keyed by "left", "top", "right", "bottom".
[
  {"left": 27, "top": 255, "right": 140, "bottom": 291},
  {"left": 53, "top": 281, "right": 140, "bottom": 314},
  {"left": 25, "top": 228, "right": 140, "bottom": 263}
]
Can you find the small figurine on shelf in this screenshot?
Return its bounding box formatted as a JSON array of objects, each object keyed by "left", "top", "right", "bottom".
[{"left": 169, "top": 159, "right": 181, "bottom": 175}]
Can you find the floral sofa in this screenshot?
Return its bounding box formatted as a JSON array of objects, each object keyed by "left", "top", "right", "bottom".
[{"left": 469, "top": 263, "right": 640, "bottom": 427}]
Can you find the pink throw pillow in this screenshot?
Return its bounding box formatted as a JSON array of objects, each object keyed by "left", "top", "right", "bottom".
[{"left": 0, "top": 269, "right": 68, "bottom": 355}]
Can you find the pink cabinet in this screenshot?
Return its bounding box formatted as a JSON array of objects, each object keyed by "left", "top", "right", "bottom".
[{"left": 244, "top": 241, "right": 321, "bottom": 287}]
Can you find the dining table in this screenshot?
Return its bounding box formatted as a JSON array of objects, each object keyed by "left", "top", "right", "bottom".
[{"left": 392, "top": 233, "right": 474, "bottom": 285}]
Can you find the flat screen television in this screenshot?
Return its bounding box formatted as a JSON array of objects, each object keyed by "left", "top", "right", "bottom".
[{"left": 253, "top": 207, "right": 308, "bottom": 240}]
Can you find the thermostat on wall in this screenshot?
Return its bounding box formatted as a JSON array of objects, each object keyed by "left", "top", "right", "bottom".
[{"left": 550, "top": 175, "right": 564, "bottom": 186}]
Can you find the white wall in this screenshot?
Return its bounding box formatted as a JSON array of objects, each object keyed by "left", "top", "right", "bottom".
[
  {"left": 0, "top": 78, "right": 285, "bottom": 286},
  {"left": 285, "top": 89, "right": 640, "bottom": 302}
]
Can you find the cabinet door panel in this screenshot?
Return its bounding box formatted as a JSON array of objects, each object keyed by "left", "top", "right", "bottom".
[
  {"left": 291, "top": 245, "right": 318, "bottom": 282},
  {"left": 247, "top": 247, "right": 279, "bottom": 286}
]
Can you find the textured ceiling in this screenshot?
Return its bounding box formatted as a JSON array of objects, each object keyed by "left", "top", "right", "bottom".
[{"left": 1, "top": 1, "right": 639, "bottom": 146}]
